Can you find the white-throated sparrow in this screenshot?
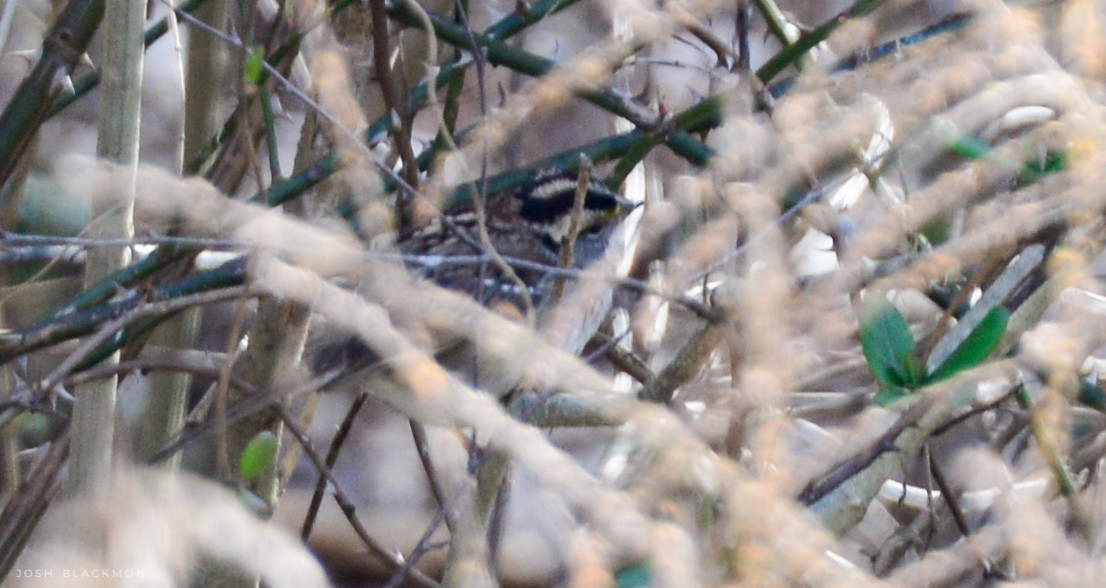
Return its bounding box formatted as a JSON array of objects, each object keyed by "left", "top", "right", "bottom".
[{"left": 314, "top": 169, "right": 632, "bottom": 390}]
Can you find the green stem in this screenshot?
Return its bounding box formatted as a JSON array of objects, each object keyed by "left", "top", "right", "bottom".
[
  {"left": 50, "top": 0, "right": 209, "bottom": 116},
  {"left": 752, "top": 0, "right": 795, "bottom": 47},
  {"left": 755, "top": 0, "right": 888, "bottom": 84},
  {"left": 8, "top": 259, "right": 248, "bottom": 367},
  {"left": 0, "top": 0, "right": 106, "bottom": 191},
  {"left": 258, "top": 85, "right": 283, "bottom": 180}
]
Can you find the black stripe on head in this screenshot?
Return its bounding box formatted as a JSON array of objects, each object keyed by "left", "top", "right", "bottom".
[{"left": 516, "top": 171, "right": 621, "bottom": 224}]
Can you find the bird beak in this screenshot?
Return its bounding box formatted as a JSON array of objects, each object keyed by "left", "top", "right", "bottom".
[{"left": 615, "top": 196, "right": 642, "bottom": 215}]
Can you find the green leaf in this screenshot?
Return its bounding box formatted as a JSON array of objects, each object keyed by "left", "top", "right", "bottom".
[
  {"left": 13, "top": 412, "right": 64, "bottom": 448},
  {"left": 927, "top": 306, "right": 1009, "bottom": 383},
  {"left": 615, "top": 563, "right": 652, "bottom": 588},
  {"left": 1015, "top": 151, "right": 1068, "bottom": 189},
  {"left": 903, "top": 352, "right": 926, "bottom": 387},
  {"left": 1078, "top": 379, "right": 1106, "bottom": 413},
  {"left": 859, "top": 298, "right": 921, "bottom": 389},
  {"left": 699, "top": 493, "right": 720, "bottom": 527},
  {"left": 945, "top": 134, "right": 991, "bottom": 160},
  {"left": 874, "top": 386, "right": 913, "bottom": 407},
  {"left": 239, "top": 431, "right": 278, "bottom": 483},
  {"left": 243, "top": 46, "right": 265, "bottom": 86}
]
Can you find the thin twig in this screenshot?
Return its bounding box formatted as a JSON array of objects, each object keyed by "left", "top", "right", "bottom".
[
  {"left": 300, "top": 391, "right": 370, "bottom": 540},
  {"left": 637, "top": 323, "right": 725, "bottom": 404},
  {"left": 369, "top": 0, "right": 420, "bottom": 220},
  {"left": 408, "top": 420, "right": 457, "bottom": 532},
  {"left": 214, "top": 289, "right": 253, "bottom": 481},
  {"left": 0, "top": 430, "right": 69, "bottom": 583},
  {"left": 550, "top": 159, "right": 593, "bottom": 305}
]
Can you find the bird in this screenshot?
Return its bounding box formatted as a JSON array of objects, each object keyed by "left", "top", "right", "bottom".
[
  {"left": 143, "top": 170, "right": 633, "bottom": 465},
  {"left": 313, "top": 168, "right": 633, "bottom": 392}
]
